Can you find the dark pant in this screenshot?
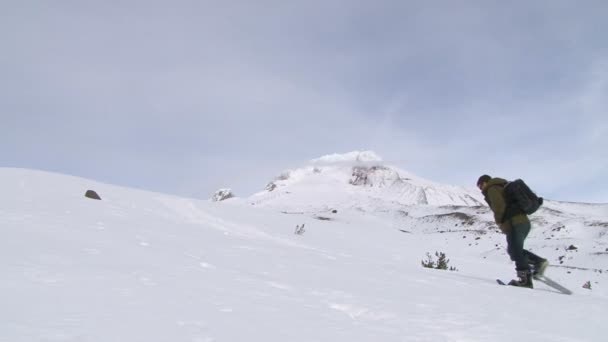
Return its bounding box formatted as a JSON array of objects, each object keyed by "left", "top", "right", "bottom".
[{"left": 506, "top": 222, "right": 544, "bottom": 271}]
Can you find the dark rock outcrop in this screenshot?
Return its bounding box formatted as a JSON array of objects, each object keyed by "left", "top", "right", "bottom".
[
  {"left": 212, "top": 189, "right": 235, "bottom": 202},
  {"left": 85, "top": 190, "right": 101, "bottom": 200}
]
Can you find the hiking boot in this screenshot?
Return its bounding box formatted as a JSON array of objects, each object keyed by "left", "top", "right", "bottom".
[
  {"left": 508, "top": 270, "right": 533, "bottom": 288},
  {"left": 532, "top": 259, "right": 549, "bottom": 279}
]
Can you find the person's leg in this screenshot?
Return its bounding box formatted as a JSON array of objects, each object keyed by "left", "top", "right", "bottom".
[
  {"left": 517, "top": 222, "right": 550, "bottom": 276},
  {"left": 507, "top": 222, "right": 534, "bottom": 287},
  {"left": 525, "top": 250, "right": 549, "bottom": 277},
  {"left": 509, "top": 222, "right": 531, "bottom": 271},
  {"left": 525, "top": 250, "right": 549, "bottom": 266},
  {"left": 525, "top": 250, "right": 541, "bottom": 263},
  {"left": 506, "top": 232, "right": 515, "bottom": 261}
]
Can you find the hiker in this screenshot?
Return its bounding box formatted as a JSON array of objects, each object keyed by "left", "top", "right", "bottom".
[{"left": 477, "top": 175, "right": 549, "bottom": 288}]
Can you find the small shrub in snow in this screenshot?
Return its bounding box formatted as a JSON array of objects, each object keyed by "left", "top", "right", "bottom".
[
  {"left": 421, "top": 253, "right": 436, "bottom": 269},
  {"left": 294, "top": 224, "right": 306, "bottom": 235},
  {"left": 421, "top": 252, "right": 457, "bottom": 271}
]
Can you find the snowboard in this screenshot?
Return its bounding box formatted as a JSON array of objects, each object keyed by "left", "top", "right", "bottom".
[{"left": 496, "top": 276, "right": 572, "bottom": 295}]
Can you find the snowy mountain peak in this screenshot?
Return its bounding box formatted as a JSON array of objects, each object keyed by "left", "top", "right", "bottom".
[{"left": 250, "top": 151, "right": 484, "bottom": 209}]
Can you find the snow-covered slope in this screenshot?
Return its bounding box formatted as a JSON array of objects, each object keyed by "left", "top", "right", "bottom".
[{"left": 2, "top": 167, "right": 607, "bottom": 341}]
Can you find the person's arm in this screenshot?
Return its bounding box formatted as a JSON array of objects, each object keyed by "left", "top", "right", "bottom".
[{"left": 487, "top": 186, "right": 506, "bottom": 224}]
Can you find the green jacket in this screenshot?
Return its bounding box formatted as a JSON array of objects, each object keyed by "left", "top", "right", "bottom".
[{"left": 482, "top": 178, "right": 529, "bottom": 232}]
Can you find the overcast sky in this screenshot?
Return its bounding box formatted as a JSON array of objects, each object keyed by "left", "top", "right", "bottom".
[{"left": 1, "top": 0, "right": 607, "bottom": 203}]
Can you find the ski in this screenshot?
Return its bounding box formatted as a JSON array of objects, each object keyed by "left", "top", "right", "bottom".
[
  {"left": 534, "top": 275, "right": 572, "bottom": 295},
  {"left": 496, "top": 277, "right": 572, "bottom": 295}
]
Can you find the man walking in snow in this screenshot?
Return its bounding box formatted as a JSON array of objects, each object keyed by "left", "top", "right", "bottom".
[{"left": 477, "top": 175, "right": 549, "bottom": 288}]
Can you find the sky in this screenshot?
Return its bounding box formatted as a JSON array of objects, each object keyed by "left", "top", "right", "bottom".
[{"left": 1, "top": 0, "right": 607, "bottom": 203}]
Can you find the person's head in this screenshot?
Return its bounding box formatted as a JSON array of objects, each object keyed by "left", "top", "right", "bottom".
[{"left": 477, "top": 174, "right": 491, "bottom": 191}]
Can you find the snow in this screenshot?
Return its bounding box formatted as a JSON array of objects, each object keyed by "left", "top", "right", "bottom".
[
  {"left": 2, "top": 166, "right": 607, "bottom": 341},
  {"left": 310, "top": 150, "right": 383, "bottom": 164}
]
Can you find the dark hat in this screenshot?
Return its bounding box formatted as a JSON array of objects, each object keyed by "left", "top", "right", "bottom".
[{"left": 477, "top": 174, "right": 491, "bottom": 187}]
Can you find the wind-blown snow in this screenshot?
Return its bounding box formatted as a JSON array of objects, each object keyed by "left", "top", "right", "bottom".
[
  {"left": 310, "top": 150, "right": 383, "bottom": 164},
  {"left": 2, "top": 167, "right": 607, "bottom": 341}
]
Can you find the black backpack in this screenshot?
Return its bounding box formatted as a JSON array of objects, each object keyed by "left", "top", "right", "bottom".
[{"left": 504, "top": 179, "right": 544, "bottom": 215}]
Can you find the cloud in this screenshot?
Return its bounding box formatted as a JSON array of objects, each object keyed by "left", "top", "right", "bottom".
[{"left": 1, "top": 1, "right": 606, "bottom": 202}]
